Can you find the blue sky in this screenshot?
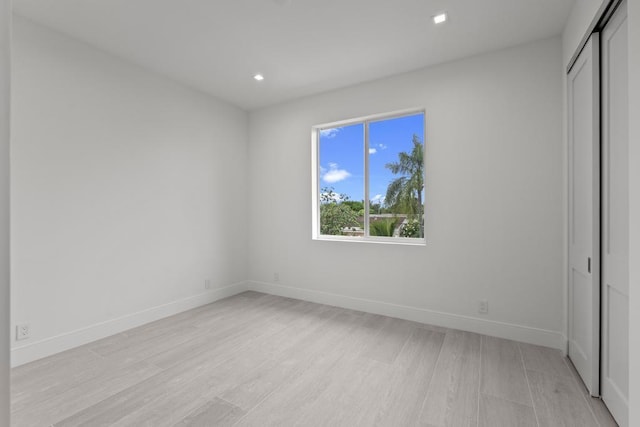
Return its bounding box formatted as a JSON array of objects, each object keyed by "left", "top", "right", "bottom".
[{"left": 319, "top": 113, "right": 424, "bottom": 204}]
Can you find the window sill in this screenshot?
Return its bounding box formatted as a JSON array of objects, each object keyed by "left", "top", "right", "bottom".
[{"left": 313, "top": 235, "right": 426, "bottom": 246}]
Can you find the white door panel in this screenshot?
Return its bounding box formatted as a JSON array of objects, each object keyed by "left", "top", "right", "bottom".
[
  {"left": 601, "top": 2, "right": 629, "bottom": 425},
  {"left": 567, "top": 33, "right": 600, "bottom": 397}
]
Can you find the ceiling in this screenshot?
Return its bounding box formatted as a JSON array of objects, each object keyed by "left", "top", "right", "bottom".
[{"left": 13, "top": 0, "right": 575, "bottom": 111}]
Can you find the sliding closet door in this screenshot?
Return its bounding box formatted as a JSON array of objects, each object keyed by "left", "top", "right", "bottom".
[
  {"left": 601, "top": 2, "right": 629, "bottom": 425},
  {"left": 567, "top": 33, "right": 600, "bottom": 396}
]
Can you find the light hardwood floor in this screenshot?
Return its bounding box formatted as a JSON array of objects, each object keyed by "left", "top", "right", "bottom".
[{"left": 11, "top": 292, "right": 618, "bottom": 427}]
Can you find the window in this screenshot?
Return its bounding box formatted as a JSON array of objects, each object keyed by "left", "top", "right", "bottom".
[{"left": 312, "top": 110, "right": 425, "bottom": 244}]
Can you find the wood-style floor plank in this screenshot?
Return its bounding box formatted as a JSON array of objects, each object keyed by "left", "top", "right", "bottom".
[
  {"left": 12, "top": 361, "right": 161, "bottom": 427},
  {"left": 527, "top": 369, "right": 599, "bottom": 427},
  {"left": 290, "top": 356, "right": 393, "bottom": 426},
  {"left": 232, "top": 313, "right": 389, "bottom": 426},
  {"left": 220, "top": 311, "right": 367, "bottom": 412},
  {"left": 418, "top": 329, "right": 482, "bottom": 427},
  {"left": 564, "top": 358, "right": 619, "bottom": 427},
  {"left": 11, "top": 347, "right": 102, "bottom": 400},
  {"left": 478, "top": 394, "right": 537, "bottom": 427},
  {"left": 54, "top": 324, "right": 289, "bottom": 425},
  {"left": 358, "top": 316, "right": 415, "bottom": 364},
  {"left": 174, "top": 398, "right": 245, "bottom": 427},
  {"left": 519, "top": 342, "right": 573, "bottom": 378},
  {"left": 9, "top": 292, "right": 617, "bottom": 427},
  {"left": 369, "top": 328, "right": 445, "bottom": 426},
  {"left": 481, "top": 336, "right": 532, "bottom": 406}
]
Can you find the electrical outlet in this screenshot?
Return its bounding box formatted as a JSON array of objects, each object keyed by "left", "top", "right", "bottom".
[
  {"left": 205, "top": 279, "right": 211, "bottom": 290},
  {"left": 273, "top": 272, "right": 279, "bottom": 282},
  {"left": 16, "top": 324, "right": 30, "bottom": 341},
  {"left": 478, "top": 300, "right": 489, "bottom": 314}
]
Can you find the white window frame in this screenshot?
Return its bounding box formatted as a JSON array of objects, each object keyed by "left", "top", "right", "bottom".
[{"left": 311, "top": 108, "right": 426, "bottom": 245}]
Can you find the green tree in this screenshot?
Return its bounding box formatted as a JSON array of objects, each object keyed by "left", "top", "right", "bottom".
[
  {"left": 384, "top": 134, "right": 424, "bottom": 238},
  {"left": 320, "top": 187, "right": 359, "bottom": 235},
  {"left": 342, "top": 200, "right": 364, "bottom": 214},
  {"left": 369, "top": 201, "right": 382, "bottom": 215},
  {"left": 369, "top": 218, "right": 398, "bottom": 237}
]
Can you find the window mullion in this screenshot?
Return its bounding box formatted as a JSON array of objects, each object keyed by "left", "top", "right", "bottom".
[{"left": 364, "top": 121, "right": 370, "bottom": 238}]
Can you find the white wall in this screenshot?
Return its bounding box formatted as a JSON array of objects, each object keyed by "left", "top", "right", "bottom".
[
  {"left": 0, "top": 1, "right": 9, "bottom": 424},
  {"left": 248, "top": 37, "right": 565, "bottom": 348},
  {"left": 628, "top": 1, "right": 640, "bottom": 424},
  {"left": 10, "top": 17, "right": 249, "bottom": 366}
]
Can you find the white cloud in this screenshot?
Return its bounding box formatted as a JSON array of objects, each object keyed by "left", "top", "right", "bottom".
[
  {"left": 371, "top": 194, "right": 384, "bottom": 203},
  {"left": 322, "top": 163, "right": 351, "bottom": 183},
  {"left": 320, "top": 128, "right": 340, "bottom": 139},
  {"left": 378, "top": 143, "right": 387, "bottom": 150},
  {"left": 369, "top": 148, "right": 377, "bottom": 154}
]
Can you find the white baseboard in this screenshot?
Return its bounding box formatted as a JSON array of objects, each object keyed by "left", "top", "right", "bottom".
[
  {"left": 560, "top": 334, "right": 569, "bottom": 357},
  {"left": 11, "top": 281, "right": 249, "bottom": 367},
  {"left": 12, "top": 280, "right": 566, "bottom": 367},
  {"left": 247, "top": 280, "right": 565, "bottom": 350}
]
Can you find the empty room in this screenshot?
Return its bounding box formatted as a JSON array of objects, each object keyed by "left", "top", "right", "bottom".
[{"left": 0, "top": 0, "right": 639, "bottom": 426}]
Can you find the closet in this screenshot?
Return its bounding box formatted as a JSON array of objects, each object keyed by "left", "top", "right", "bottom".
[{"left": 567, "top": 2, "right": 628, "bottom": 426}]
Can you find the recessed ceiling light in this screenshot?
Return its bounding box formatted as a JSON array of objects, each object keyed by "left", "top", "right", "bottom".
[
  {"left": 433, "top": 12, "right": 447, "bottom": 24},
  {"left": 253, "top": 74, "right": 265, "bottom": 81}
]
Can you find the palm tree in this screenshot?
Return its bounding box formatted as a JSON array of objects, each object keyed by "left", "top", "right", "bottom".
[{"left": 384, "top": 134, "right": 424, "bottom": 237}]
